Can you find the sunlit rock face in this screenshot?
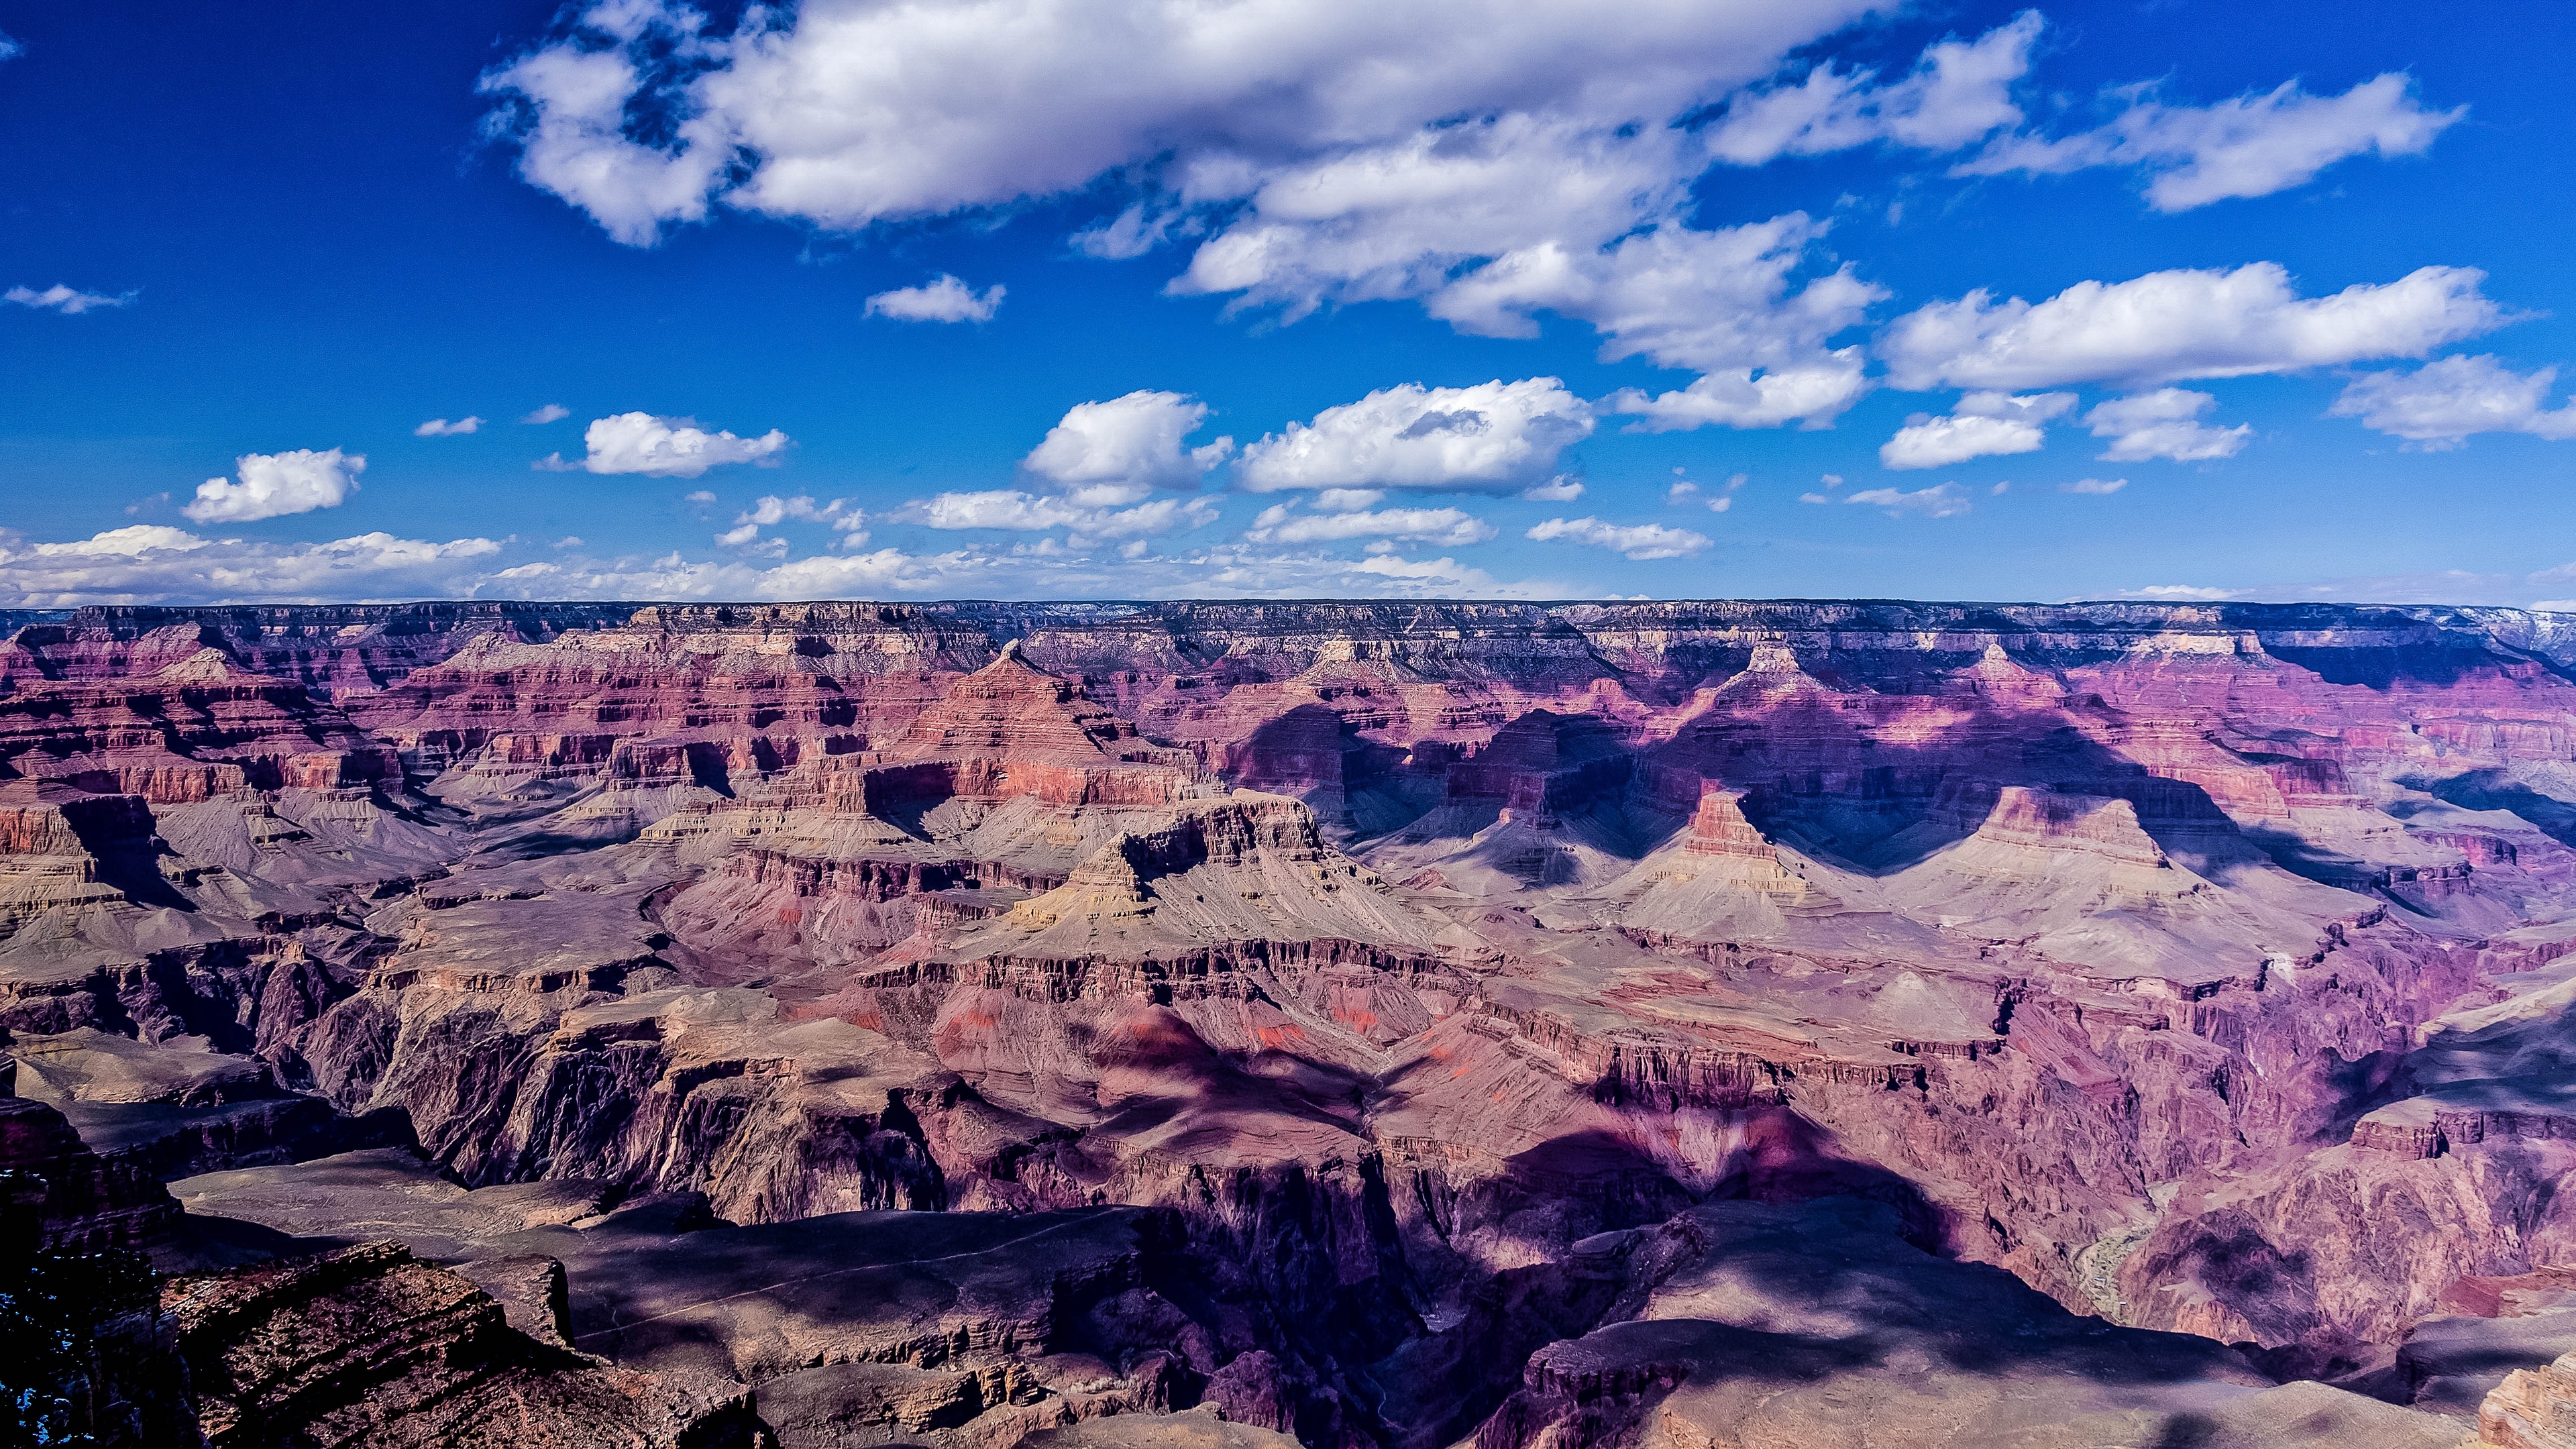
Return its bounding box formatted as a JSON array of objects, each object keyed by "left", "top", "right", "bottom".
[{"left": 9, "top": 598, "right": 2576, "bottom": 1447}]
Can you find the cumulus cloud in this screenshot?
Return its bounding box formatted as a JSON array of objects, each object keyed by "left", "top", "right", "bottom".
[
  {"left": 551, "top": 412, "right": 790, "bottom": 478},
  {"left": 1519, "top": 476, "right": 1585, "bottom": 502},
  {"left": 183, "top": 448, "right": 366, "bottom": 523},
  {"left": 415, "top": 417, "right": 484, "bottom": 437},
  {"left": 1605, "top": 355, "right": 1870, "bottom": 433},
  {"left": 5, "top": 283, "right": 134, "bottom": 315},
  {"left": 1880, "top": 262, "right": 2505, "bottom": 392},
  {"left": 1525, "top": 516, "right": 1709, "bottom": 560},
  {"left": 32, "top": 526, "right": 209, "bottom": 558},
  {"left": 1022, "top": 391, "right": 1230, "bottom": 505},
  {"left": 0, "top": 525, "right": 1588, "bottom": 607},
  {"left": 884, "top": 391, "right": 1232, "bottom": 544},
  {"left": 2329, "top": 355, "right": 2576, "bottom": 449},
  {"left": 1804, "top": 482, "right": 1972, "bottom": 518},
  {"left": 480, "top": 0, "right": 1874, "bottom": 241},
  {"left": 1960, "top": 72, "right": 2461, "bottom": 211},
  {"left": 718, "top": 493, "right": 869, "bottom": 549},
  {"left": 1879, "top": 390, "right": 2075, "bottom": 469},
  {"left": 1245, "top": 501, "right": 1495, "bottom": 547},
  {"left": 1236, "top": 378, "right": 1593, "bottom": 494},
  {"left": 1708, "top": 11, "right": 2038, "bottom": 164},
  {"left": 865, "top": 274, "right": 1006, "bottom": 323},
  {"left": 2083, "top": 388, "right": 2251, "bottom": 462},
  {"left": 2059, "top": 477, "right": 2127, "bottom": 494},
  {"left": 2121, "top": 584, "right": 2246, "bottom": 600},
  {"left": 906, "top": 490, "right": 1219, "bottom": 540},
  {"left": 0, "top": 527, "right": 500, "bottom": 606},
  {"left": 523, "top": 403, "right": 571, "bottom": 424},
  {"left": 1413, "top": 215, "right": 1881, "bottom": 427},
  {"left": 481, "top": 0, "right": 1892, "bottom": 429}
]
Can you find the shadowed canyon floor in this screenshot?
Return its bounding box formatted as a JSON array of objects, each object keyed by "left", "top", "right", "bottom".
[{"left": 11, "top": 598, "right": 2576, "bottom": 1446}]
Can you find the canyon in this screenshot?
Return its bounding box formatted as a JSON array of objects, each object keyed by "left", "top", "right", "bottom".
[{"left": 8, "top": 598, "right": 2576, "bottom": 1446}]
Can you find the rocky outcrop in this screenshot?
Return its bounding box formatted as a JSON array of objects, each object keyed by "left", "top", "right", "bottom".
[
  {"left": 2480, "top": 1350, "right": 2576, "bottom": 1448},
  {"left": 162, "top": 1240, "right": 763, "bottom": 1448},
  {"left": 0, "top": 1068, "right": 181, "bottom": 1252}
]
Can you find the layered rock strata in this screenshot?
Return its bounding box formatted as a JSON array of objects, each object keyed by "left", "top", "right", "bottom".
[{"left": 7, "top": 599, "right": 2576, "bottom": 1443}]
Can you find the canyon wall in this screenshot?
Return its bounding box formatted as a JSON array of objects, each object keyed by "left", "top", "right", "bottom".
[{"left": 5, "top": 598, "right": 2574, "bottom": 1446}]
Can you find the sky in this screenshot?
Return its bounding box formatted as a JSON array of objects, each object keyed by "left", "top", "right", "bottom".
[{"left": 2, "top": 0, "right": 2573, "bottom": 607}]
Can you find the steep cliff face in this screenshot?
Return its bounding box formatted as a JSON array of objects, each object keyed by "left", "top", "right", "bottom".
[{"left": 8, "top": 598, "right": 2576, "bottom": 1444}]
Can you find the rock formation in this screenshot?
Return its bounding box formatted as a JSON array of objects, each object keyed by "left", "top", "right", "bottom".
[{"left": 6, "top": 597, "right": 2576, "bottom": 1444}]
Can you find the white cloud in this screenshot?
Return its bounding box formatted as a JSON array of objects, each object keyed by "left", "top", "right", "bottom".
[
  {"left": 183, "top": 448, "right": 366, "bottom": 523},
  {"left": 1525, "top": 516, "right": 1709, "bottom": 559},
  {"left": 482, "top": 0, "right": 1874, "bottom": 242},
  {"left": 5, "top": 284, "right": 133, "bottom": 315},
  {"left": 2328, "top": 354, "right": 2576, "bottom": 449},
  {"left": 523, "top": 403, "right": 572, "bottom": 424},
  {"left": 1708, "top": 12, "right": 2039, "bottom": 164},
  {"left": 1880, "top": 262, "right": 2506, "bottom": 391},
  {"left": 2059, "top": 477, "right": 2127, "bottom": 494},
  {"left": 1023, "top": 391, "right": 1230, "bottom": 504},
  {"left": 1519, "top": 476, "right": 1585, "bottom": 502},
  {"left": 1959, "top": 72, "right": 2461, "bottom": 211},
  {"left": 415, "top": 416, "right": 484, "bottom": 437},
  {"left": 1806, "top": 482, "right": 1972, "bottom": 518},
  {"left": 1605, "top": 354, "right": 1870, "bottom": 433},
  {"left": 720, "top": 493, "right": 870, "bottom": 549},
  {"left": 31, "top": 525, "right": 209, "bottom": 557},
  {"left": 1246, "top": 502, "right": 1495, "bottom": 547},
  {"left": 2084, "top": 388, "right": 2251, "bottom": 462},
  {"left": 865, "top": 274, "right": 1006, "bottom": 323},
  {"left": 1878, "top": 390, "right": 2075, "bottom": 469},
  {"left": 907, "top": 490, "right": 1219, "bottom": 539},
  {"left": 1421, "top": 216, "right": 1881, "bottom": 423},
  {"left": 1313, "top": 488, "right": 1384, "bottom": 513},
  {"left": 0, "top": 524, "right": 1591, "bottom": 607},
  {"left": 2101, "top": 563, "right": 2576, "bottom": 609},
  {"left": 1236, "top": 378, "right": 1593, "bottom": 494},
  {"left": 0, "top": 527, "right": 499, "bottom": 606},
  {"left": 566, "top": 412, "right": 790, "bottom": 477},
  {"left": 482, "top": 1, "right": 1885, "bottom": 432},
  {"left": 2121, "top": 584, "right": 2246, "bottom": 600}
]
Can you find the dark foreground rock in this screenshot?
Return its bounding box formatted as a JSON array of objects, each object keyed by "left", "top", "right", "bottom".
[{"left": 162, "top": 1240, "right": 766, "bottom": 1449}]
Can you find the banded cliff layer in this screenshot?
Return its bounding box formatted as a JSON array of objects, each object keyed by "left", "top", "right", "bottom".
[{"left": 10, "top": 598, "right": 2576, "bottom": 1446}]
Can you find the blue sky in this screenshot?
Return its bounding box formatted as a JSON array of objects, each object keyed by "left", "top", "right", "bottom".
[{"left": 2, "top": 0, "right": 2573, "bottom": 605}]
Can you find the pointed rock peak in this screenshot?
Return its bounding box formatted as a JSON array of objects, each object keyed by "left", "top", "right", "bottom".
[
  {"left": 1968, "top": 639, "right": 2065, "bottom": 699},
  {"left": 1713, "top": 641, "right": 1833, "bottom": 698},
  {"left": 154, "top": 647, "right": 260, "bottom": 685},
  {"left": 1684, "top": 784, "right": 1778, "bottom": 862},
  {"left": 973, "top": 637, "right": 1055, "bottom": 682},
  {"left": 1973, "top": 786, "right": 2167, "bottom": 867}
]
